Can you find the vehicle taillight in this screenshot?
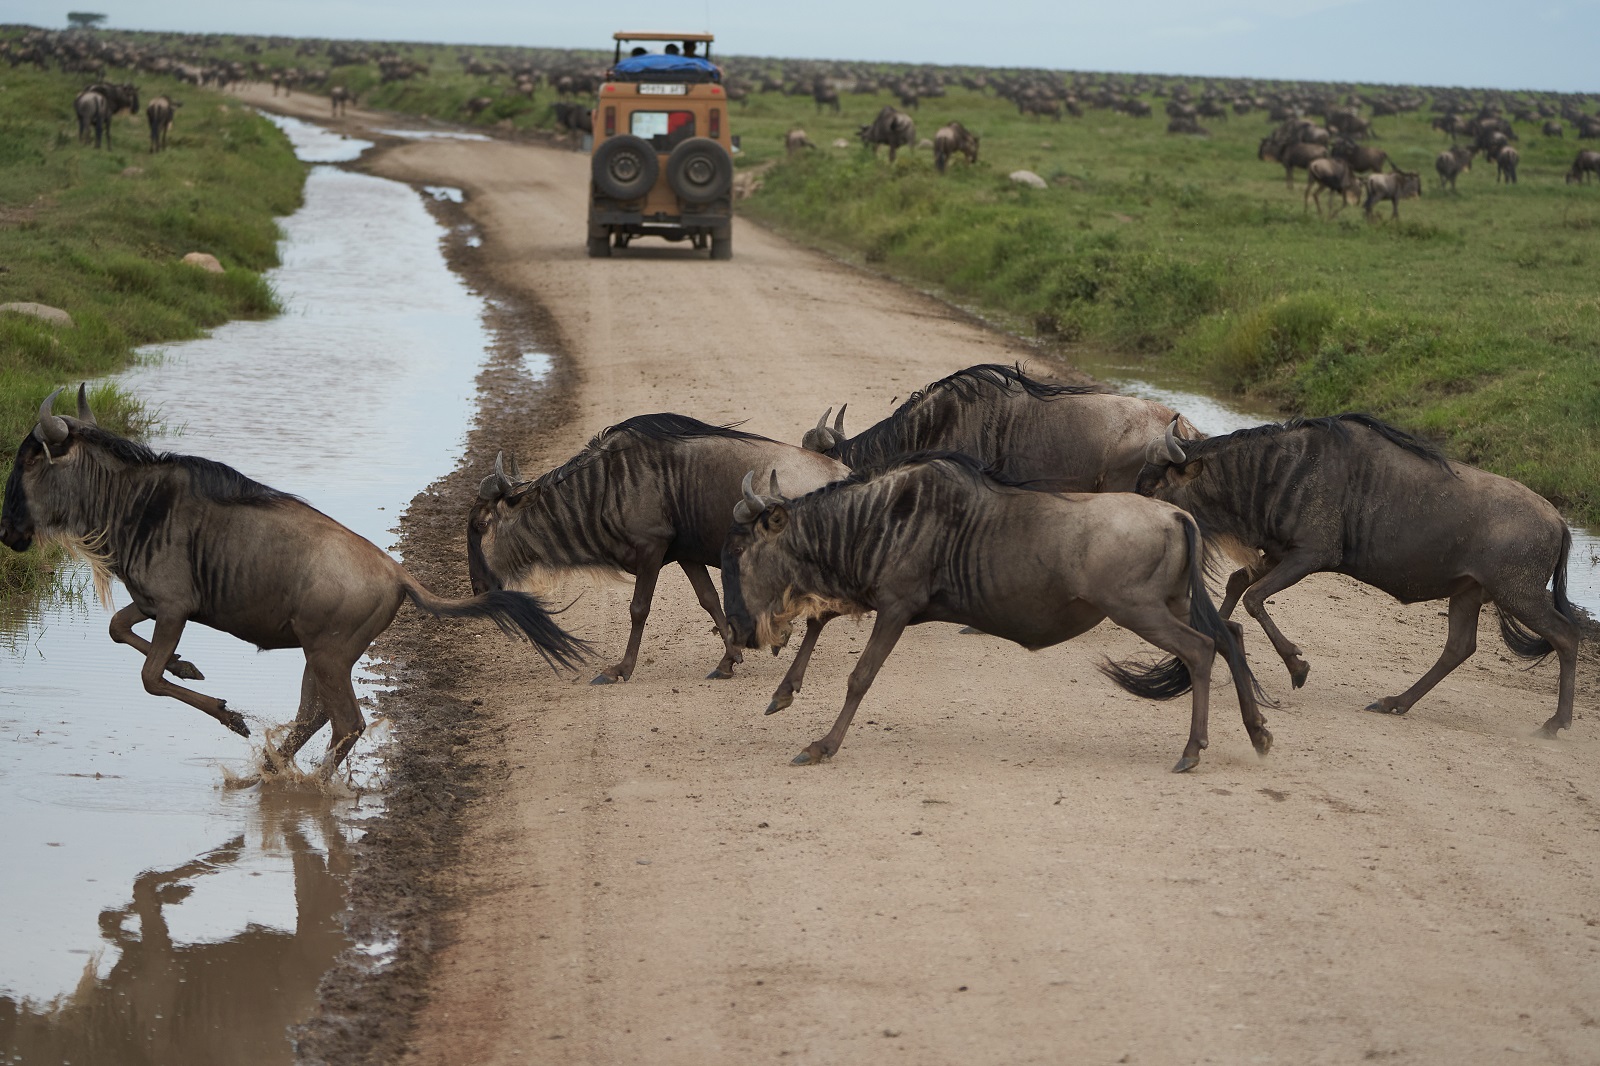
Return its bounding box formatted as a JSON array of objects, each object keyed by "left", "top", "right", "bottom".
[
  {"left": 710, "top": 108, "right": 720, "bottom": 139},
  {"left": 605, "top": 106, "right": 615, "bottom": 137}
]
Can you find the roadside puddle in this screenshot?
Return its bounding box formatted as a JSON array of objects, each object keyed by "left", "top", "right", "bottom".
[{"left": 0, "top": 113, "right": 539, "bottom": 1062}]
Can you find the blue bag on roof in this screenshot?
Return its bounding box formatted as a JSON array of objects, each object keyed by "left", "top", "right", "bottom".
[{"left": 610, "top": 54, "right": 720, "bottom": 82}]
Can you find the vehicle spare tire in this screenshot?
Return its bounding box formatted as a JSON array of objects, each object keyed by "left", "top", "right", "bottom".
[
  {"left": 665, "top": 137, "right": 734, "bottom": 203},
  {"left": 592, "top": 135, "right": 658, "bottom": 200}
]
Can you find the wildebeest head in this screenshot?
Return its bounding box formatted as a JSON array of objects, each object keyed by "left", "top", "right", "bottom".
[
  {"left": 466, "top": 450, "right": 524, "bottom": 594},
  {"left": 799, "top": 406, "right": 847, "bottom": 455},
  {"left": 1133, "top": 418, "right": 1199, "bottom": 499},
  {"left": 2, "top": 386, "right": 97, "bottom": 553},
  {"left": 720, "top": 470, "right": 798, "bottom": 651}
]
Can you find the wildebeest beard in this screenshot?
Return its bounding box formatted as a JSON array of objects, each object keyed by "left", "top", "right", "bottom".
[{"left": 754, "top": 587, "right": 863, "bottom": 651}]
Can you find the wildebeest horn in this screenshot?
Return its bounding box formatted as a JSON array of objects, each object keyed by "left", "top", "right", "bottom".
[
  {"left": 815, "top": 408, "right": 832, "bottom": 432},
  {"left": 768, "top": 470, "right": 782, "bottom": 499},
  {"left": 479, "top": 451, "right": 514, "bottom": 500},
  {"left": 734, "top": 470, "right": 766, "bottom": 524},
  {"left": 833, "top": 404, "right": 847, "bottom": 434},
  {"left": 34, "top": 387, "right": 70, "bottom": 449},
  {"left": 1164, "top": 418, "right": 1187, "bottom": 464},
  {"left": 75, "top": 383, "right": 97, "bottom": 426}
]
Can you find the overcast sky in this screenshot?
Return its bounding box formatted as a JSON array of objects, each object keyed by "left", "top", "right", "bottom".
[{"left": 10, "top": 1, "right": 1599, "bottom": 93}]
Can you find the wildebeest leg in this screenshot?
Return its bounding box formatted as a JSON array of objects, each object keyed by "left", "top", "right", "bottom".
[
  {"left": 1493, "top": 589, "right": 1580, "bottom": 737},
  {"left": 767, "top": 614, "right": 835, "bottom": 715},
  {"left": 1223, "top": 618, "right": 1272, "bottom": 755},
  {"left": 592, "top": 550, "right": 665, "bottom": 684},
  {"left": 1367, "top": 586, "right": 1484, "bottom": 716},
  {"left": 1218, "top": 564, "right": 1264, "bottom": 618},
  {"left": 268, "top": 662, "right": 329, "bottom": 772},
  {"left": 307, "top": 651, "right": 365, "bottom": 776},
  {"left": 792, "top": 611, "right": 908, "bottom": 766},
  {"left": 1110, "top": 605, "right": 1216, "bottom": 773},
  {"left": 109, "top": 603, "right": 205, "bottom": 680},
  {"left": 138, "top": 614, "right": 249, "bottom": 737},
  {"left": 1239, "top": 553, "right": 1331, "bottom": 688},
  {"left": 682, "top": 561, "right": 743, "bottom": 679}
]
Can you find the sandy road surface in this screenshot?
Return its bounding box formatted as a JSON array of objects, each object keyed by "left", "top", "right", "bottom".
[{"left": 243, "top": 89, "right": 1600, "bottom": 1065}]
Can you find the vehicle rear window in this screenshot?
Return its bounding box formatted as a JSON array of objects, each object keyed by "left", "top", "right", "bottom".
[{"left": 630, "top": 110, "right": 695, "bottom": 150}]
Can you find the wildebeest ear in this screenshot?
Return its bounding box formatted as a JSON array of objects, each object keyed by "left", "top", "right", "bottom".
[
  {"left": 1170, "top": 458, "right": 1205, "bottom": 485},
  {"left": 762, "top": 505, "right": 789, "bottom": 534}
]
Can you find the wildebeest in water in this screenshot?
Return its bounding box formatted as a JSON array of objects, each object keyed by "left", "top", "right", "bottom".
[
  {"left": 469, "top": 413, "right": 847, "bottom": 687},
  {"left": 721, "top": 455, "right": 1269, "bottom": 772},
  {"left": 1136, "top": 414, "right": 1582, "bottom": 736},
  {"left": 0, "top": 387, "right": 589, "bottom": 774}
]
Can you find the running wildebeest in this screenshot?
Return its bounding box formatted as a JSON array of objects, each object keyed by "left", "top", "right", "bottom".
[
  {"left": 800, "top": 364, "right": 1201, "bottom": 493},
  {"left": 720, "top": 454, "right": 1268, "bottom": 772},
  {"left": 1364, "top": 170, "right": 1422, "bottom": 219},
  {"left": 859, "top": 106, "right": 916, "bottom": 163},
  {"left": 468, "top": 414, "right": 848, "bottom": 686},
  {"left": 1260, "top": 139, "right": 1329, "bottom": 189},
  {"left": 145, "top": 95, "right": 178, "bottom": 153},
  {"left": 74, "top": 88, "right": 111, "bottom": 148},
  {"left": 1135, "top": 414, "right": 1581, "bottom": 735},
  {"left": 1435, "top": 145, "right": 1474, "bottom": 191},
  {"left": 0, "top": 388, "right": 588, "bottom": 774},
  {"left": 933, "top": 121, "right": 979, "bottom": 174},
  {"left": 1304, "top": 157, "right": 1358, "bottom": 217},
  {"left": 1568, "top": 150, "right": 1600, "bottom": 184}
]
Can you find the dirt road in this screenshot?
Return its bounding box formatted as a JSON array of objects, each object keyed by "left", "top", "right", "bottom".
[{"left": 244, "top": 89, "right": 1600, "bottom": 1066}]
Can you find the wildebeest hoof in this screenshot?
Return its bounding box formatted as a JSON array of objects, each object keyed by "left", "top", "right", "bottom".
[
  {"left": 1365, "top": 699, "right": 1405, "bottom": 714},
  {"left": 1535, "top": 719, "right": 1566, "bottom": 739},
  {"left": 169, "top": 659, "right": 205, "bottom": 681},
  {"left": 1171, "top": 755, "right": 1200, "bottom": 773},
  {"left": 792, "top": 744, "right": 829, "bottom": 766},
  {"left": 706, "top": 667, "right": 734, "bottom": 680},
  {"left": 1289, "top": 660, "right": 1310, "bottom": 689},
  {"left": 1251, "top": 728, "right": 1274, "bottom": 757},
  {"left": 219, "top": 708, "right": 250, "bottom": 738},
  {"left": 765, "top": 693, "right": 793, "bottom": 716},
  {"left": 590, "top": 673, "right": 621, "bottom": 686}
]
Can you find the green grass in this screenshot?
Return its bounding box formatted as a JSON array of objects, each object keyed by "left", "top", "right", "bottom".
[
  {"left": 0, "top": 51, "right": 305, "bottom": 602},
  {"left": 730, "top": 89, "right": 1600, "bottom": 523}
]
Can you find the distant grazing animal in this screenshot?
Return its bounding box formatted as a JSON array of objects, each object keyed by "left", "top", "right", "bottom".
[
  {"left": 1304, "top": 157, "right": 1358, "bottom": 217},
  {"left": 1330, "top": 138, "right": 1391, "bottom": 174},
  {"left": 932, "top": 121, "right": 978, "bottom": 173},
  {"left": 329, "top": 86, "right": 352, "bottom": 115},
  {"left": 1544, "top": 120, "right": 1564, "bottom": 138},
  {"left": 784, "top": 127, "right": 816, "bottom": 153},
  {"left": 463, "top": 95, "right": 493, "bottom": 119},
  {"left": 812, "top": 82, "right": 840, "bottom": 114},
  {"left": 1363, "top": 170, "right": 1422, "bottom": 219},
  {"left": 145, "top": 95, "right": 179, "bottom": 153},
  {"left": 1494, "top": 145, "right": 1520, "bottom": 183},
  {"left": 859, "top": 106, "right": 917, "bottom": 163},
  {"left": 1435, "top": 145, "right": 1473, "bottom": 191},
  {"left": 0, "top": 388, "right": 588, "bottom": 775},
  {"left": 552, "top": 101, "right": 592, "bottom": 134},
  {"left": 1567, "top": 150, "right": 1600, "bottom": 184},
  {"left": 1019, "top": 96, "right": 1062, "bottom": 121},
  {"left": 1260, "top": 139, "right": 1329, "bottom": 188},
  {"left": 1135, "top": 414, "right": 1580, "bottom": 737},
  {"left": 74, "top": 89, "right": 110, "bottom": 148},
  {"left": 85, "top": 81, "right": 139, "bottom": 116},
  {"left": 1167, "top": 117, "right": 1209, "bottom": 135},
  {"left": 721, "top": 454, "right": 1268, "bottom": 773},
  {"left": 468, "top": 414, "right": 847, "bottom": 687}
]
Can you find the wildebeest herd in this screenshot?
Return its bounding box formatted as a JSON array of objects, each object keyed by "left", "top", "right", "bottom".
[{"left": 3, "top": 367, "right": 1582, "bottom": 778}]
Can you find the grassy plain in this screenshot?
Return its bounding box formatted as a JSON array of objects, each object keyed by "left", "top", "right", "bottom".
[{"left": 0, "top": 57, "right": 304, "bottom": 598}]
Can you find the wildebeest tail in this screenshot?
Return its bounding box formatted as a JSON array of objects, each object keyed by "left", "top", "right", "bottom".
[
  {"left": 1496, "top": 526, "right": 1575, "bottom": 662},
  {"left": 404, "top": 579, "right": 592, "bottom": 671},
  {"left": 1098, "top": 516, "right": 1265, "bottom": 704}
]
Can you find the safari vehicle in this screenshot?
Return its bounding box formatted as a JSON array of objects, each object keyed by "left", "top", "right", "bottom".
[{"left": 588, "top": 31, "right": 735, "bottom": 260}]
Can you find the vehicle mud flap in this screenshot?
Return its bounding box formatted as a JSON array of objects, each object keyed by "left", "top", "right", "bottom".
[
  {"left": 710, "top": 226, "right": 732, "bottom": 260},
  {"left": 592, "top": 134, "right": 659, "bottom": 200},
  {"left": 666, "top": 137, "right": 735, "bottom": 203},
  {"left": 587, "top": 233, "right": 612, "bottom": 258}
]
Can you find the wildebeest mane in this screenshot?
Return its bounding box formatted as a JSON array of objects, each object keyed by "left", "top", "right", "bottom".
[
  {"left": 787, "top": 450, "right": 1034, "bottom": 508},
  {"left": 520, "top": 413, "right": 769, "bottom": 497},
  {"left": 891, "top": 363, "right": 1100, "bottom": 416},
  {"left": 1181, "top": 413, "right": 1452, "bottom": 471},
  {"left": 76, "top": 425, "right": 299, "bottom": 505}
]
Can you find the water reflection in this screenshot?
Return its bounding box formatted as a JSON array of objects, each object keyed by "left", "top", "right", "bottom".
[{"left": 0, "top": 791, "right": 355, "bottom": 1066}]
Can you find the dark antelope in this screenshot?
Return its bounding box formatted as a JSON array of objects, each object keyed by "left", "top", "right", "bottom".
[
  {"left": 1136, "top": 415, "right": 1581, "bottom": 736},
  {"left": 145, "top": 95, "right": 179, "bottom": 153},
  {"left": 0, "top": 388, "right": 589, "bottom": 774},
  {"left": 721, "top": 454, "right": 1268, "bottom": 773},
  {"left": 933, "top": 121, "right": 979, "bottom": 174}
]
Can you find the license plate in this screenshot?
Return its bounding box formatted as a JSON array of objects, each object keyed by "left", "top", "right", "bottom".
[{"left": 639, "top": 83, "right": 687, "bottom": 95}]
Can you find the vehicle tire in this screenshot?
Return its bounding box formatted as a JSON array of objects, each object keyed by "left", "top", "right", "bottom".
[
  {"left": 591, "top": 135, "right": 658, "bottom": 200},
  {"left": 666, "top": 138, "right": 734, "bottom": 203},
  {"left": 587, "top": 234, "right": 612, "bottom": 258},
  {"left": 710, "top": 231, "right": 732, "bottom": 260}
]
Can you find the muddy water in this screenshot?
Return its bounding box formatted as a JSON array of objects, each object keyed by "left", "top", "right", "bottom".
[
  {"left": 1074, "top": 352, "right": 1600, "bottom": 616},
  {"left": 0, "top": 115, "right": 509, "bottom": 1062}
]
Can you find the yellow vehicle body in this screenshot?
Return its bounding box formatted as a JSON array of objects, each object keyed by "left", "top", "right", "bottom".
[{"left": 587, "top": 32, "right": 735, "bottom": 259}]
